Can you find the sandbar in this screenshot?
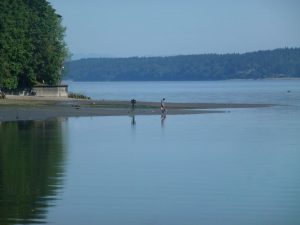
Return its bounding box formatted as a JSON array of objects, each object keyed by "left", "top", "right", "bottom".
[{"left": 0, "top": 95, "right": 273, "bottom": 122}]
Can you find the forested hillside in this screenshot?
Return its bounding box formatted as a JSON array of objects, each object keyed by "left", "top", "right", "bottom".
[
  {"left": 65, "top": 48, "right": 300, "bottom": 81},
  {"left": 0, "top": 0, "right": 68, "bottom": 90}
]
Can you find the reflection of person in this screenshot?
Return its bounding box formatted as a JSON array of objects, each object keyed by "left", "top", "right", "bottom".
[
  {"left": 131, "top": 114, "right": 136, "bottom": 126},
  {"left": 131, "top": 99, "right": 136, "bottom": 111}
]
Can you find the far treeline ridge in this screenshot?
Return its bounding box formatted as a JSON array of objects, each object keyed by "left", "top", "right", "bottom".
[{"left": 65, "top": 48, "right": 300, "bottom": 81}]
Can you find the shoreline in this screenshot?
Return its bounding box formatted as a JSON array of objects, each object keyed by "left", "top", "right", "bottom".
[
  {"left": 63, "top": 77, "right": 300, "bottom": 83},
  {"left": 0, "top": 95, "right": 273, "bottom": 122}
]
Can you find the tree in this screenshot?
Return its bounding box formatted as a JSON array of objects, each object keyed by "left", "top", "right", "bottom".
[{"left": 0, "top": 0, "right": 68, "bottom": 90}]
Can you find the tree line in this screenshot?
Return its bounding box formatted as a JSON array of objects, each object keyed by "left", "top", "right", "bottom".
[
  {"left": 65, "top": 48, "right": 300, "bottom": 81},
  {"left": 0, "top": 0, "right": 68, "bottom": 90}
]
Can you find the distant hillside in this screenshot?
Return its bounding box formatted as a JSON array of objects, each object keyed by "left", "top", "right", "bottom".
[{"left": 64, "top": 48, "right": 300, "bottom": 81}]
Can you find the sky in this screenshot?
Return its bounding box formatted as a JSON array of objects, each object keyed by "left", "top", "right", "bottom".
[{"left": 49, "top": 0, "right": 300, "bottom": 58}]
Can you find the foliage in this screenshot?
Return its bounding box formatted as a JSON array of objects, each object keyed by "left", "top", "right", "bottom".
[
  {"left": 65, "top": 48, "right": 300, "bottom": 81},
  {"left": 0, "top": 0, "right": 68, "bottom": 90},
  {"left": 68, "top": 92, "right": 91, "bottom": 100}
]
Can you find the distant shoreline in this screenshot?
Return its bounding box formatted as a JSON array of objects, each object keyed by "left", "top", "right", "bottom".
[
  {"left": 0, "top": 95, "right": 273, "bottom": 122},
  {"left": 63, "top": 77, "right": 300, "bottom": 83},
  {"left": 65, "top": 48, "right": 300, "bottom": 82}
]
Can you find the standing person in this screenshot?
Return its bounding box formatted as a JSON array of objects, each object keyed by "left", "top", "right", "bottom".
[
  {"left": 131, "top": 99, "right": 136, "bottom": 111},
  {"left": 161, "top": 98, "right": 167, "bottom": 117},
  {"left": 0, "top": 88, "right": 5, "bottom": 99}
]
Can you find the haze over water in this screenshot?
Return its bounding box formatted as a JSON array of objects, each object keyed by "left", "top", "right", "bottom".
[{"left": 1, "top": 80, "right": 300, "bottom": 225}]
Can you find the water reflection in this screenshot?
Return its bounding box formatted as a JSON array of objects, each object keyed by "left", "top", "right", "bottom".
[
  {"left": 161, "top": 115, "right": 166, "bottom": 128},
  {"left": 130, "top": 114, "right": 136, "bottom": 127},
  {"left": 0, "top": 120, "right": 67, "bottom": 225}
]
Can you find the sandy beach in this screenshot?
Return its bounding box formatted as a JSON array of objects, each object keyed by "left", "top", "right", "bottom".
[{"left": 0, "top": 95, "right": 273, "bottom": 122}]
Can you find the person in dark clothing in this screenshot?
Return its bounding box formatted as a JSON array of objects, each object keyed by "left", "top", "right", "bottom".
[
  {"left": 161, "top": 98, "right": 167, "bottom": 118},
  {"left": 131, "top": 99, "right": 136, "bottom": 111}
]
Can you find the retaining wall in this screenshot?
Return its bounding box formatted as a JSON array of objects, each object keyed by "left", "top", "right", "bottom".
[{"left": 32, "top": 85, "right": 68, "bottom": 97}]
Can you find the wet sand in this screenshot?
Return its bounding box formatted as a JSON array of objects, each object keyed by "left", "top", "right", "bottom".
[{"left": 0, "top": 95, "right": 273, "bottom": 122}]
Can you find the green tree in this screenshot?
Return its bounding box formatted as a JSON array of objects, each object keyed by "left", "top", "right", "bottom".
[{"left": 0, "top": 0, "right": 68, "bottom": 90}]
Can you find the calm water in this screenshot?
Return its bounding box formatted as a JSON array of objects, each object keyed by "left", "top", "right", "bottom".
[
  {"left": 66, "top": 79, "right": 300, "bottom": 105},
  {"left": 1, "top": 80, "right": 300, "bottom": 225}
]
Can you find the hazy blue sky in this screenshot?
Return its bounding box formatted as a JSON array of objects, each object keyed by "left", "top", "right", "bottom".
[{"left": 49, "top": 0, "right": 300, "bottom": 58}]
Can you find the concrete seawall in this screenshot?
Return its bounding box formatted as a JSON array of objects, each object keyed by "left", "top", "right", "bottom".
[{"left": 32, "top": 85, "right": 68, "bottom": 97}]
